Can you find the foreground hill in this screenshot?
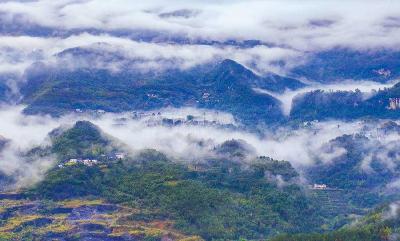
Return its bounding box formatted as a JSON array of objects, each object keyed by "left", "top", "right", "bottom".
[
  {"left": 2, "top": 121, "right": 400, "bottom": 240},
  {"left": 0, "top": 121, "right": 328, "bottom": 240}
]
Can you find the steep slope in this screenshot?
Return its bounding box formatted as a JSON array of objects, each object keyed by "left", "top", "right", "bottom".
[
  {"left": 197, "top": 59, "right": 284, "bottom": 124},
  {"left": 259, "top": 72, "right": 306, "bottom": 92}
]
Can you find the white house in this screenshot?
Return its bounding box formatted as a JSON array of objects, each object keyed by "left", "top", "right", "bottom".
[
  {"left": 115, "top": 153, "right": 125, "bottom": 159},
  {"left": 312, "top": 184, "right": 327, "bottom": 190}
]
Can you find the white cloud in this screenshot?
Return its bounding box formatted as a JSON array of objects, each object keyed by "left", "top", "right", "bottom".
[
  {"left": 0, "top": 106, "right": 364, "bottom": 187},
  {"left": 0, "top": 1, "right": 398, "bottom": 88},
  {"left": 1, "top": 104, "right": 399, "bottom": 189},
  {"left": 0, "top": 32, "right": 303, "bottom": 80},
  {"left": 0, "top": 0, "right": 399, "bottom": 50}
]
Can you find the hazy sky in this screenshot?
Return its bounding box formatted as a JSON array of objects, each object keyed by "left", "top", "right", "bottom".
[
  {"left": 1, "top": 0, "right": 399, "bottom": 50},
  {"left": 0, "top": 0, "right": 399, "bottom": 77}
]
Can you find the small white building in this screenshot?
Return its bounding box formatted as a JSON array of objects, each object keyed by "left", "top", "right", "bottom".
[
  {"left": 115, "top": 153, "right": 125, "bottom": 159},
  {"left": 64, "top": 158, "right": 98, "bottom": 167},
  {"left": 68, "top": 159, "right": 78, "bottom": 164},
  {"left": 312, "top": 184, "right": 327, "bottom": 190},
  {"left": 82, "top": 159, "right": 98, "bottom": 166}
]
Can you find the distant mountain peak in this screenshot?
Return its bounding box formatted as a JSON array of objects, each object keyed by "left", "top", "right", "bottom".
[
  {"left": 204, "top": 59, "right": 259, "bottom": 86},
  {"left": 220, "top": 58, "right": 243, "bottom": 66},
  {"left": 208, "top": 59, "right": 306, "bottom": 93},
  {"left": 218, "top": 59, "right": 257, "bottom": 75}
]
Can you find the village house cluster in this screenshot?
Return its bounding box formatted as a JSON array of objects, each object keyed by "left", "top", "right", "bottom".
[
  {"left": 58, "top": 158, "right": 98, "bottom": 168},
  {"left": 132, "top": 111, "right": 224, "bottom": 127},
  {"left": 58, "top": 152, "right": 126, "bottom": 168}
]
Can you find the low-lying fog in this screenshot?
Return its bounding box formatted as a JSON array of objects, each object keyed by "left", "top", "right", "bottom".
[{"left": 0, "top": 104, "right": 398, "bottom": 189}]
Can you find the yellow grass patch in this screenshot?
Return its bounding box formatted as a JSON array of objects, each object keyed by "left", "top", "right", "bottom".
[
  {"left": 0, "top": 215, "right": 42, "bottom": 232},
  {"left": 179, "top": 236, "right": 205, "bottom": 241},
  {"left": 60, "top": 199, "right": 103, "bottom": 208}
]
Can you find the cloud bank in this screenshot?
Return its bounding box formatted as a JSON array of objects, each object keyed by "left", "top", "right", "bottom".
[
  {"left": 0, "top": 0, "right": 399, "bottom": 85},
  {"left": 1, "top": 0, "right": 400, "bottom": 50},
  {"left": 0, "top": 105, "right": 378, "bottom": 189},
  {"left": 1, "top": 104, "right": 399, "bottom": 191}
]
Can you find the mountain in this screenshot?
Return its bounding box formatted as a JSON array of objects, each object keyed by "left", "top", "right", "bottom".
[
  {"left": 291, "top": 48, "right": 400, "bottom": 82},
  {"left": 23, "top": 53, "right": 400, "bottom": 124},
  {"left": 290, "top": 82, "right": 400, "bottom": 121},
  {"left": 290, "top": 89, "right": 365, "bottom": 121},
  {"left": 19, "top": 57, "right": 304, "bottom": 124}
]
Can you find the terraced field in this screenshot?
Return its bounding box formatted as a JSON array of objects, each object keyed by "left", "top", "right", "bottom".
[{"left": 0, "top": 194, "right": 203, "bottom": 241}]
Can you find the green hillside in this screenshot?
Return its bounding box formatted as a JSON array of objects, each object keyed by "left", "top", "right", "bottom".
[{"left": 1, "top": 121, "right": 328, "bottom": 240}]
